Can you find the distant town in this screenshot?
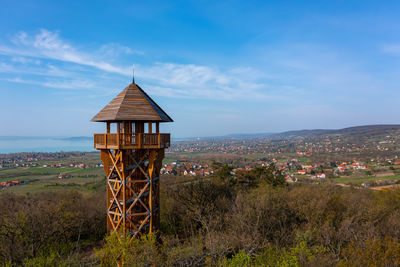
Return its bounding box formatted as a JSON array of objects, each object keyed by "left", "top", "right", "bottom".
[{"left": 1, "top": 125, "right": 400, "bottom": 191}]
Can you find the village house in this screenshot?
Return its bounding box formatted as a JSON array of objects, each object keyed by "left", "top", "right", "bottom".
[
  {"left": 58, "top": 173, "right": 72, "bottom": 179},
  {"left": 297, "top": 170, "right": 306, "bottom": 175},
  {"left": 286, "top": 175, "right": 297, "bottom": 183},
  {"left": 352, "top": 162, "right": 368, "bottom": 170},
  {"left": 337, "top": 164, "right": 346, "bottom": 173},
  {"left": 0, "top": 180, "right": 21, "bottom": 188}
]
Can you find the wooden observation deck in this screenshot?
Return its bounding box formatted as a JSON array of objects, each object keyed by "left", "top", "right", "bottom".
[
  {"left": 91, "top": 79, "right": 173, "bottom": 241},
  {"left": 93, "top": 133, "right": 170, "bottom": 149}
]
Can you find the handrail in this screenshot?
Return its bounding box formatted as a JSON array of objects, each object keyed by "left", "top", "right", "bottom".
[{"left": 93, "top": 133, "right": 170, "bottom": 148}]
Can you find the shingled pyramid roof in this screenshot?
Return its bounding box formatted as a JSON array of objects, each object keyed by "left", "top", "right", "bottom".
[{"left": 91, "top": 83, "right": 173, "bottom": 122}]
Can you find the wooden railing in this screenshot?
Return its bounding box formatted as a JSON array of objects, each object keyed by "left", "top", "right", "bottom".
[{"left": 93, "top": 133, "right": 170, "bottom": 149}]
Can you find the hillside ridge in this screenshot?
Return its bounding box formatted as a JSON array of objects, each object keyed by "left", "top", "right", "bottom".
[{"left": 269, "top": 124, "right": 400, "bottom": 139}]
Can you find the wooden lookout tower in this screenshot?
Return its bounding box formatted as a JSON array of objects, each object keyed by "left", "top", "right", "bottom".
[{"left": 91, "top": 79, "right": 173, "bottom": 241}]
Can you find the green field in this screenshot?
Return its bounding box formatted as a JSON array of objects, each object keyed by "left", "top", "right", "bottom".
[
  {"left": 0, "top": 152, "right": 107, "bottom": 194},
  {"left": 0, "top": 165, "right": 106, "bottom": 194},
  {"left": 333, "top": 174, "right": 400, "bottom": 185},
  {"left": 0, "top": 152, "right": 184, "bottom": 194}
]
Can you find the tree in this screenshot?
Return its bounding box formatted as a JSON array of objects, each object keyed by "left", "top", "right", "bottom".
[
  {"left": 253, "top": 164, "right": 286, "bottom": 187},
  {"left": 213, "top": 163, "right": 235, "bottom": 185}
]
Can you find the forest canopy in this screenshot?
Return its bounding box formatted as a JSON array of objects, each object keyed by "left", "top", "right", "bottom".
[{"left": 1, "top": 164, "right": 400, "bottom": 266}]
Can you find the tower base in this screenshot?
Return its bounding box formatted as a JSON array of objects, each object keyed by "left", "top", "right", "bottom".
[{"left": 101, "top": 148, "right": 164, "bottom": 242}]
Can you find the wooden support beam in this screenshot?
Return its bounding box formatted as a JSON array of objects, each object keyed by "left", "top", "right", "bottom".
[
  {"left": 135, "top": 122, "right": 144, "bottom": 133},
  {"left": 98, "top": 126, "right": 165, "bottom": 242},
  {"left": 122, "top": 150, "right": 126, "bottom": 233}
]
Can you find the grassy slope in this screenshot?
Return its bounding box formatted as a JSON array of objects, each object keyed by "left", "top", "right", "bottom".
[{"left": 333, "top": 174, "right": 400, "bottom": 185}]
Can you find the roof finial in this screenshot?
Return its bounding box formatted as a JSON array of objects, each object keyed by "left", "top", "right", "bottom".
[{"left": 132, "top": 67, "right": 135, "bottom": 84}]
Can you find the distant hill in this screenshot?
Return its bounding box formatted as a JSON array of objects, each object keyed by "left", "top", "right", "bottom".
[
  {"left": 271, "top": 129, "right": 333, "bottom": 138},
  {"left": 221, "top": 132, "right": 276, "bottom": 138},
  {"left": 187, "top": 132, "right": 276, "bottom": 140},
  {"left": 2, "top": 125, "right": 400, "bottom": 143},
  {"left": 61, "top": 136, "right": 92, "bottom": 141},
  {"left": 194, "top": 125, "right": 400, "bottom": 141},
  {"left": 269, "top": 124, "right": 400, "bottom": 139}
]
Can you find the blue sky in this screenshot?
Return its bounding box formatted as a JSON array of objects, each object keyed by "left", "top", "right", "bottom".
[{"left": 1, "top": 0, "right": 400, "bottom": 138}]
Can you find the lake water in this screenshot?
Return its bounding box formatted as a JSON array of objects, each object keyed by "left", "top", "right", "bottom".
[
  {"left": 0, "top": 137, "right": 188, "bottom": 154},
  {"left": 0, "top": 139, "right": 95, "bottom": 154}
]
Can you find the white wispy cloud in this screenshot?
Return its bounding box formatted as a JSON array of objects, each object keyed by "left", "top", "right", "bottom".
[
  {"left": 0, "top": 29, "right": 130, "bottom": 75},
  {"left": 11, "top": 56, "right": 41, "bottom": 65},
  {"left": 0, "top": 29, "right": 276, "bottom": 100},
  {"left": 98, "top": 43, "right": 144, "bottom": 58},
  {"left": 4, "top": 77, "right": 95, "bottom": 89},
  {"left": 0, "top": 60, "right": 76, "bottom": 78},
  {"left": 136, "top": 63, "right": 269, "bottom": 99}
]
